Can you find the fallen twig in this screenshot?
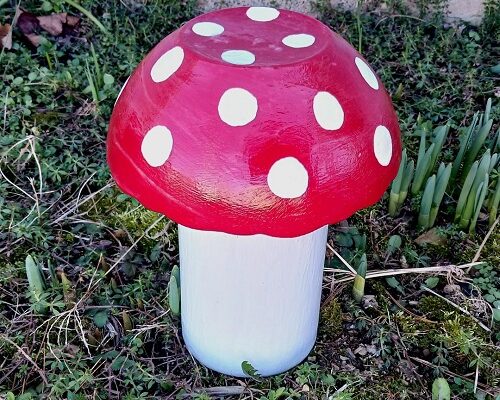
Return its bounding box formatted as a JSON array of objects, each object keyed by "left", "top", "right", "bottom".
[
  {"left": 0, "top": 334, "right": 48, "bottom": 385},
  {"left": 326, "top": 243, "right": 357, "bottom": 275},
  {"left": 326, "top": 262, "right": 484, "bottom": 283},
  {"left": 472, "top": 217, "right": 498, "bottom": 264}
]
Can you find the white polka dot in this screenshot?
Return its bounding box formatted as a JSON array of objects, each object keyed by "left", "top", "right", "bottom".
[
  {"left": 267, "top": 157, "right": 308, "bottom": 199},
  {"left": 141, "top": 126, "right": 173, "bottom": 167},
  {"left": 115, "top": 76, "right": 130, "bottom": 105},
  {"left": 246, "top": 6, "right": 280, "bottom": 22},
  {"left": 282, "top": 34, "right": 315, "bottom": 48},
  {"left": 192, "top": 22, "right": 224, "bottom": 37},
  {"left": 373, "top": 125, "right": 392, "bottom": 166},
  {"left": 221, "top": 50, "right": 255, "bottom": 65},
  {"left": 218, "top": 88, "right": 258, "bottom": 127},
  {"left": 313, "top": 91, "right": 344, "bottom": 130},
  {"left": 355, "top": 57, "right": 379, "bottom": 90},
  {"left": 150, "top": 46, "right": 184, "bottom": 83}
]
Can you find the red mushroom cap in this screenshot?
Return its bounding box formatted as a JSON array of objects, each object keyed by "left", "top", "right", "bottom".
[{"left": 107, "top": 7, "right": 402, "bottom": 238}]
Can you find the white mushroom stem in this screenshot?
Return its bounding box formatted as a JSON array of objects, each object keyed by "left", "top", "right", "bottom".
[{"left": 178, "top": 224, "right": 328, "bottom": 377}]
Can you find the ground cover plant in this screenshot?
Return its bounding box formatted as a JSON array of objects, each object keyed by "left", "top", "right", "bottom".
[{"left": 0, "top": 0, "right": 499, "bottom": 398}]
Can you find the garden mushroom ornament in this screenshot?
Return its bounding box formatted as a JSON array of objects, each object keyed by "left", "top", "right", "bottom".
[{"left": 107, "top": 7, "right": 401, "bottom": 377}]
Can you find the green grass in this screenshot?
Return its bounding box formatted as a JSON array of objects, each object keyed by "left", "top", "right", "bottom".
[{"left": 1, "top": 0, "right": 499, "bottom": 399}]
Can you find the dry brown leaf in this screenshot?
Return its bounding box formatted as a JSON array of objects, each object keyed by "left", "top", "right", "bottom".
[
  {"left": 0, "top": 6, "right": 22, "bottom": 50},
  {"left": 37, "top": 13, "right": 67, "bottom": 36},
  {"left": 0, "top": 23, "right": 12, "bottom": 49},
  {"left": 16, "top": 10, "right": 80, "bottom": 47},
  {"left": 18, "top": 11, "right": 40, "bottom": 36},
  {"left": 25, "top": 33, "right": 42, "bottom": 47},
  {"left": 66, "top": 15, "right": 80, "bottom": 27},
  {"left": 415, "top": 228, "right": 447, "bottom": 246}
]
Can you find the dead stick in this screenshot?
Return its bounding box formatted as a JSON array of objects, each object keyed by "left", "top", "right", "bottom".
[{"left": 0, "top": 335, "right": 48, "bottom": 385}]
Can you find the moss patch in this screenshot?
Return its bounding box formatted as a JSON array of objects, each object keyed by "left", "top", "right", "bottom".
[{"left": 320, "top": 299, "right": 343, "bottom": 337}]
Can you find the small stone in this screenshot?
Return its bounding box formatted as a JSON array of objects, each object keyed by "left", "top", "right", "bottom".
[
  {"left": 366, "top": 344, "right": 378, "bottom": 355},
  {"left": 362, "top": 295, "right": 379, "bottom": 309},
  {"left": 346, "top": 348, "right": 356, "bottom": 360},
  {"left": 443, "top": 284, "right": 461, "bottom": 294},
  {"left": 354, "top": 345, "right": 367, "bottom": 356},
  {"left": 113, "top": 229, "right": 127, "bottom": 238}
]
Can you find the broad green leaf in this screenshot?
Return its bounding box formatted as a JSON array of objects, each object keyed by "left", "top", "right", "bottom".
[
  {"left": 352, "top": 233, "right": 367, "bottom": 251},
  {"left": 412, "top": 143, "right": 435, "bottom": 195},
  {"left": 386, "top": 276, "right": 399, "bottom": 288},
  {"left": 103, "top": 73, "right": 115, "bottom": 85},
  {"left": 430, "top": 163, "right": 452, "bottom": 227},
  {"left": 429, "top": 125, "right": 449, "bottom": 174},
  {"left": 111, "top": 355, "right": 135, "bottom": 371},
  {"left": 484, "top": 98, "right": 492, "bottom": 123},
  {"left": 451, "top": 113, "right": 479, "bottom": 185},
  {"left": 168, "top": 274, "right": 180, "bottom": 316},
  {"left": 425, "top": 277, "right": 440, "bottom": 289},
  {"left": 335, "top": 233, "right": 354, "bottom": 247},
  {"left": 26, "top": 255, "right": 47, "bottom": 314},
  {"left": 489, "top": 153, "right": 498, "bottom": 173},
  {"left": 171, "top": 265, "right": 180, "bottom": 286},
  {"left": 386, "top": 276, "right": 404, "bottom": 294},
  {"left": 241, "top": 361, "right": 261, "bottom": 378},
  {"left": 387, "top": 235, "right": 402, "bottom": 255},
  {"left": 116, "top": 193, "right": 129, "bottom": 202},
  {"left": 398, "top": 159, "right": 415, "bottom": 211},
  {"left": 489, "top": 174, "right": 500, "bottom": 226},
  {"left": 60, "top": 272, "right": 71, "bottom": 294},
  {"left": 122, "top": 310, "right": 133, "bottom": 332},
  {"left": 455, "top": 161, "right": 479, "bottom": 222},
  {"left": 461, "top": 120, "right": 493, "bottom": 184},
  {"left": 459, "top": 151, "right": 490, "bottom": 228},
  {"left": 352, "top": 254, "right": 367, "bottom": 303},
  {"left": 418, "top": 175, "right": 436, "bottom": 229},
  {"left": 26, "top": 255, "right": 45, "bottom": 295},
  {"left": 389, "top": 150, "right": 406, "bottom": 216},
  {"left": 469, "top": 174, "right": 489, "bottom": 233},
  {"left": 93, "top": 311, "right": 109, "bottom": 328},
  {"left": 432, "top": 377, "right": 450, "bottom": 400}
]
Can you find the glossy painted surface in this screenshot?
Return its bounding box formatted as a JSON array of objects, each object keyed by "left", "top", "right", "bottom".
[
  {"left": 179, "top": 224, "right": 328, "bottom": 376},
  {"left": 107, "top": 6, "right": 402, "bottom": 238}
]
